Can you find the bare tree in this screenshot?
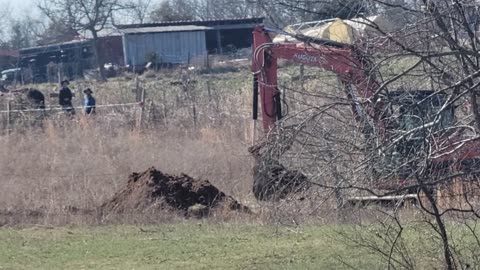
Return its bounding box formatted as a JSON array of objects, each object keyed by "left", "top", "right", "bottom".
[
  {"left": 149, "top": 0, "right": 196, "bottom": 21},
  {"left": 194, "top": 0, "right": 264, "bottom": 20},
  {"left": 0, "top": 3, "right": 13, "bottom": 47},
  {"left": 8, "top": 16, "right": 46, "bottom": 49},
  {"left": 149, "top": 0, "right": 265, "bottom": 22},
  {"left": 121, "top": 0, "right": 153, "bottom": 24},
  {"left": 36, "top": 21, "right": 78, "bottom": 46},
  {"left": 37, "top": 0, "right": 127, "bottom": 81}
]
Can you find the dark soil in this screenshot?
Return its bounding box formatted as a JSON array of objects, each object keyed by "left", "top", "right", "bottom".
[
  {"left": 252, "top": 164, "right": 310, "bottom": 201},
  {"left": 249, "top": 146, "right": 310, "bottom": 201},
  {"left": 100, "top": 167, "right": 250, "bottom": 218}
]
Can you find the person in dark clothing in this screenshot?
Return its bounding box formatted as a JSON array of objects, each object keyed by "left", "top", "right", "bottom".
[
  {"left": 59, "top": 80, "right": 75, "bottom": 114},
  {"left": 26, "top": 88, "right": 45, "bottom": 109},
  {"left": 83, "top": 88, "right": 96, "bottom": 115}
]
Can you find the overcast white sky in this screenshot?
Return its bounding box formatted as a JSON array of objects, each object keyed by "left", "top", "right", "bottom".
[
  {"left": 1, "top": 0, "right": 40, "bottom": 18},
  {"left": 1, "top": 0, "right": 163, "bottom": 21}
]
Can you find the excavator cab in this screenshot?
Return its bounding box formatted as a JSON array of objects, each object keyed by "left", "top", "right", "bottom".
[
  {"left": 373, "top": 91, "right": 455, "bottom": 185},
  {"left": 391, "top": 90, "right": 454, "bottom": 136}
]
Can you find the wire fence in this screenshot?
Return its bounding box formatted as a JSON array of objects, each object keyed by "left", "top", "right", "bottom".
[
  {"left": 0, "top": 96, "right": 253, "bottom": 141},
  {"left": 0, "top": 101, "right": 141, "bottom": 113}
]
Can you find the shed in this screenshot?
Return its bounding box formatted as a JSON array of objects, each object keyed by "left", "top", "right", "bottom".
[
  {"left": 78, "top": 28, "right": 125, "bottom": 66},
  {"left": 19, "top": 40, "right": 94, "bottom": 82},
  {"left": 122, "top": 25, "right": 210, "bottom": 67},
  {"left": 117, "top": 18, "right": 264, "bottom": 54},
  {"left": 0, "top": 49, "right": 19, "bottom": 71}
]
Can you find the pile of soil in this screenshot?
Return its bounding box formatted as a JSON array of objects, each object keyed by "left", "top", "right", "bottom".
[
  {"left": 249, "top": 146, "right": 310, "bottom": 201},
  {"left": 100, "top": 167, "right": 249, "bottom": 218}
]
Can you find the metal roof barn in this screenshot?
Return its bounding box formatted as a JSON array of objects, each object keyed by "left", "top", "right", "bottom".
[
  {"left": 118, "top": 18, "right": 264, "bottom": 54},
  {"left": 122, "top": 25, "right": 210, "bottom": 67}
]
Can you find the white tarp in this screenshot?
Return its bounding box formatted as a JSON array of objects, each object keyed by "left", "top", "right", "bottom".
[{"left": 273, "top": 15, "right": 398, "bottom": 44}]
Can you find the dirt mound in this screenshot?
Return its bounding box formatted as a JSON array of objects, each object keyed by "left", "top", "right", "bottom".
[
  {"left": 100, "top": 167, "right": 249, "bottom": 218},
  {"left": 253, "top": 165, "right": 310, "bottom": 201}
]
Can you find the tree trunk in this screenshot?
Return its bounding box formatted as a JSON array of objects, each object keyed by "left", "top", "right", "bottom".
[
  {"left": 420, "top": 185, "right": 456, "bottom": 270},
  {"left": 90, "top": 29, "right": 107, "bottom": 82}
]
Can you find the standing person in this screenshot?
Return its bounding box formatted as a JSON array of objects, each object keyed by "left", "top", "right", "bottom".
[
  {"left": 83, "top": 88, "right": 96, "bottom": 115},
  {"left": 59, "top": 80, "right": 75, "bottom": 114}
]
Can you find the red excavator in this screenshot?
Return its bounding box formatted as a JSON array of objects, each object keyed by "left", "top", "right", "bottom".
[{"left": 250, "top": 23, "right": 480, "bottom": 206}]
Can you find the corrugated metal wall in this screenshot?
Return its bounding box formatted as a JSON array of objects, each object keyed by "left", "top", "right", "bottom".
[{"left": 123, "top": 31, "right": 207, "bottom": 66}]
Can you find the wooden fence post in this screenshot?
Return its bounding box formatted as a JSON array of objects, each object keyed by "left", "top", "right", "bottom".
[
  {"left": 300, "top": 64, "right": 305, "bottom": 91},
  {"left": 192, "top": 91, "right": 197, "bottom": 130},
  {"left": 140, "top": 86, "right": 146, "bottom": 128},
  {"left": 6, "top": 98, "right": 11, "bottom": 135},
  {"left": 58, "top": 62, "right": 63, "bottom": 85},
  {"left": 207, "top": 80, "right": 212, "bottom": 102},
  {"left": 162, "top": 89, "right": 168, "bottom": 126},
  {"left": 134, "top": 76, "right": 145, "bottom": 129}
]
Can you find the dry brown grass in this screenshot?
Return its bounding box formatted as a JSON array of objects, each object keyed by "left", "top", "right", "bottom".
[
  {"left": 0, "top": 65, "right": 256, "bottom": 225},
  {"left": 0, "top": 118, "right": 258, "bottom": 224},
  {"left": 0, "top": 66, "right": 349, "bottom": 226},
  {"left": 0, "top": 118, "right": 343, "bottom": 226}
]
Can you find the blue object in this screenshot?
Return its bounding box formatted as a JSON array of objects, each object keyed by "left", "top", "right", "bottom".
[{"left": 84, "top": 95, "right": 96, "bottom": 114}]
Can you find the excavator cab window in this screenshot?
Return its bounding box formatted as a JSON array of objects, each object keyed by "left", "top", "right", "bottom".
[
  {"left": 393, "top": 91, "right": 454, "bottom": 136},
  {"left": 382, "top": 91, "right": 454, "bottom": 178}
]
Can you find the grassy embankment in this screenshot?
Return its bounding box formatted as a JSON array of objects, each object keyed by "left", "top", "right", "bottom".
[
  {"left": 2, "top": 221, "right": 479, "bottom": 270},
  {"left": 0, "top": 224, "right": 381, "bottom": 270}
]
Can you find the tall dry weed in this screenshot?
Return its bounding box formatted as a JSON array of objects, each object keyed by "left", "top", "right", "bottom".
[
  {"left": 0, "top": 66, "right": 340, "bottom": 226},
  {"left": 0, "top": 117, "right": 254, "bottom": 224}
]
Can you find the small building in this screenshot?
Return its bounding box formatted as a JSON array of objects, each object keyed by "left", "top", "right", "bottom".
[
  {"left": 117, "top": 17, "right": 265, "bottom": 55},
  {"left": 99, "top": 35, "right": 124, "bottom": 65},
  {"left": 79, "top": 28, "right": 125, "bottom": 66},
  {"left": 0, "top": 49, "right": 19, "bottom": 71},
  {"left": 18, "top": 29, "right": 124, "bottom": 82},
  {"left": 19, "top": 40, "right": 94, "bottom": 83},
  {"left": 121, "top": 25, "right": 210, "bottom": 68},
  {"left": 15, "top": 18, "right": 264, "bottom": 82}
]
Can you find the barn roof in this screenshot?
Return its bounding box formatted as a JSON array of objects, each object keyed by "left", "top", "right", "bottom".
[
  {"left": 116, "top": 17, "right": 264, "bottom": 30},
  {"left": 78, "top": 28, "right": 124, "bottom": 39},
  {"left": 0, "top": 49, "right": 19, "bottom": 58},
  {"left": 19, "top": 40, "right": 91, "bottom": 56},
  {"left": 121, "top": 25, "right": 211, "bottom": 34}
]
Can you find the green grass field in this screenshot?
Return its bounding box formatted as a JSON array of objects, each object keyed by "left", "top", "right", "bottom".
[{"left": 0, "top": 223, "right": 382, "bottom": 270}]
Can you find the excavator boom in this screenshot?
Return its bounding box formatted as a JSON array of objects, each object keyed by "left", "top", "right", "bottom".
[{"left": 252, "top": 25, "right": 385, "bottom": 138}]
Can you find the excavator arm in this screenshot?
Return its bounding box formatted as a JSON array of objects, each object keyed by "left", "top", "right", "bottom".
[
  {"left": 250, "top": 24, "right": 480, "bottom": 205},
  {"left": 249, "top": 25, "right": 391, "bottom": 200},
  {"left": 251, "top": 25, "right": 386, "bottom": 139}
]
